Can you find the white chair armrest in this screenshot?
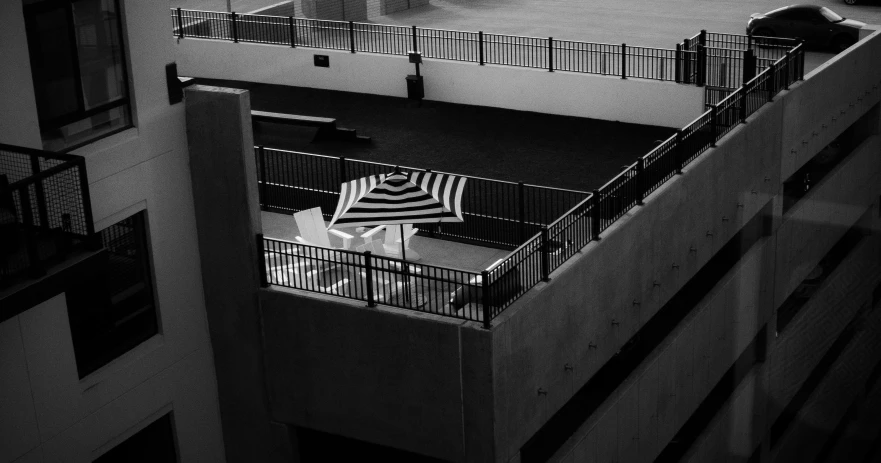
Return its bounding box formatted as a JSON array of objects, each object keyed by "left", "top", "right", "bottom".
[
  {"left": 397, "top": 227, "right": 419, "bottom": 242},
  {"left": 360, "top": 225, "right": 386, "bottom": 240},
  {"left": 328, "top": 229, "right": 354, "bottom": 248}
]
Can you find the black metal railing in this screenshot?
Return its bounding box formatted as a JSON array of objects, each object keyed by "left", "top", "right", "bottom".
[
  {"left": 260, "top": 236, "right": 491, "bottom": 325},
  {"left": 255, "top": 147, "right": 588, "bottom": 249},
  {"left": 174, "top": 8, "right": 722, "bottom": 83},
  {"left": 255, "top": 40, "right": 804, "bottom": 324},
  {"left": 1, "top": 144, "right": 97, "bottom": 284}
]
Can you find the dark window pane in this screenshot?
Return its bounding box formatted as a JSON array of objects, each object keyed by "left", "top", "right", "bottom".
[
  {"left": 67, "top": 210, "right": 157, "bottom": 378},
  {"left": 27, "top": 5, "right": 81, "bottom": 122},
  {"left": 94, "top": 413, "right": 177, "bottom": 463},
  {"left": 73, "top": 0, "right": 127, "bottom": 109}
]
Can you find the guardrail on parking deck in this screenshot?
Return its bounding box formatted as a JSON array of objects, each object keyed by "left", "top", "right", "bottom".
[
  {"left": 172, "top": 8, "right": 703, "bottom": 83},
  {"left": 253, "top": 36, "right": 804, "bottom": 326}
]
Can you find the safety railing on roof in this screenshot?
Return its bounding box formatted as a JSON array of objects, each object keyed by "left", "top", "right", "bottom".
[
  {"left": 255, "top": 147, "right": 588, "bottom": 249},
  {"left": 0, "top": 144, "right": 98, "bottom": 285},
  {"left": 255, "top": 42, "right": 804, "bottom": 325},
  {"left": 172, "top": 8, "right": 703, "bottom": 83}
]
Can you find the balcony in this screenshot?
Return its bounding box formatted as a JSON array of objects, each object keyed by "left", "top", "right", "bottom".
[{"left": 0, "top": 143, "right": 100, "bottom": 318}]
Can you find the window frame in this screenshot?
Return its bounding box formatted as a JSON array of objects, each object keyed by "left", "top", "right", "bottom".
[{"left": 23, "top": 0, "right": 133, "bottom": 151}]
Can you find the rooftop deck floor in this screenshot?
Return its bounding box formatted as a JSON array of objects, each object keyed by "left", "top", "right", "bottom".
[{"left": 195, "top": 78, "right": 675, "bottom": 192}]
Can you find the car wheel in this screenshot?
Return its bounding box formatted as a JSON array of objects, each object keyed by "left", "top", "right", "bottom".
[
  {"left": 832, "top": 35, "right": 856, "bottom": 52},
  {"left": 844, "top": 0, "right": 857, "bottom": 5}
]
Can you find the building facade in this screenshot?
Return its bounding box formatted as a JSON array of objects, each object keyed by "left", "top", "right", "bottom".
[{"left": 1, "top": 1, "right": 224, "bottom": 462}]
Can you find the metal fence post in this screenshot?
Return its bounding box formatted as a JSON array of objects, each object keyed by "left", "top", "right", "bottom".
[
  {"left": 683, "top": 38, "right": 691, "bottom": 84},
  {"left": 518, "top": 181, "right": 526, "bottom": 243},
  {"left": 636, "top": 157, "right": 645, "bottom": 205},
  {"left": 177, "top": 8, "right": 185, "bottom": 38},
  {"left": 479, "top": 31, "right": 484, "bottom": 65},
  {"left": 710, "top": 104, "right": 718, "bottom": 147},
  {"left": 540, "top": 226, "right": 550, "bottom": 282},
  {"left": 621, "top": 43, "right": 627, "bottom": 79},
  {"left": 365, "top": 251, "right": 375, "bottom": 307},
  {"left": 697, "top": 44, "right": 706, "bottom": 87},
  {"left": 29, "top": 156, "right": 48, "bottom": 230},
  {"left": 591, "top": 190, "right": 602, "bottom": 240},
  {"left": 412, "top": 25, "right": 418, "bottom": 53},
  {"left": 349, "top": 21, "right": 356, "bottom": 53},
  {"left": 699, "top": 29, "right": 707, "bottom": 46},
  {"left": 258, "top": 146, "right": 267, "bottom": 207},
  {"left": 783, "top": 50, "right": 790, "bottom": 90},
  {"left": 257, "top": 233, "right": 269, "bottom": 287},
  {"left": 740, "top": 84, "right": 749, "bottom": 123},
  {"left": 289, "top": 16, "right": 296, "bottom": 47},
  {"left": 20, "top": 188, "right": 44, "bottom": 278},
  {"left": 231, "top": 12, "right": 238, "bottom": 42},
  {"left": 76, "top": 159, "right": 97, "bottom": 243},
  {"left": 481, "top": 270, "right": 491, "bottom": 329},
  {"left": 339, "top": 156, "right": 347, "bottom": 184},
  {"left": 767, "top": 62, "right": 776, "bottom": 101},
  {"left": 548, "top": 37, "right": 554, "bottom": 72},
  {"left": 675, "top": 43, "right": 682, "bottom": 83},
  {"left": 742, "top": 49, "right": 756, "bottom": 83},
  {"left": 675, "top": 129, "right": 684, "bottom": 174}
]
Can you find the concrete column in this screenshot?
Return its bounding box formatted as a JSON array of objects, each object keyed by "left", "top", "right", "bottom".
[{"left": 184, "top": 86, "right": 287, "bottom": 462}]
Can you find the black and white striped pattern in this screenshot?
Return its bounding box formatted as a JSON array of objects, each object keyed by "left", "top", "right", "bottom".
[{"left": 329, "top": 171, "right": 467, "bottom": 228}]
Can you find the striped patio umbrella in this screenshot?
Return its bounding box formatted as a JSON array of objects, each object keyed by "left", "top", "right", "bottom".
[{"left": 329, "top": 169, "right": 467, "bottom": 260}]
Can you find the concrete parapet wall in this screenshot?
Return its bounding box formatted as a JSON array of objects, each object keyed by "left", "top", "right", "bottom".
[
  {"left": 260, "top": 287, "right": 493, "bottom": 462},
  {"left": 302, "top": 0, "right": 368, "bottom": 21},
  {"left": 175, "top": 39, "right": 703, "bottom": 128},
  {"left": 489, "top": 78, "right": 783, "bottom": 461}
]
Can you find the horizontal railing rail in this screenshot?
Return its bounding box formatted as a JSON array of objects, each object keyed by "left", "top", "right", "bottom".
[
  {"left": 247, "top": 28, "right": 804, "bottom": 326},
  {"left": 255, "top": 146, "right": 588, "bottom": 249},
  {"left": 170, "top": 8, "right": 759, "bottom": 83},
  {"left": 260, "top": 236, "right": 490, "bottom": 325},
  {"left": 0, "top": 143, "right": 97, "bottom": 283}
]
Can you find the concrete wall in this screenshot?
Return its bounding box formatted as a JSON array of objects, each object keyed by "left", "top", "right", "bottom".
[
  {"left": 184, "top": 86, "right": 284, "bottom": 463},
  {"left": 0, "top": 1, "right": 40, "bottom": 149},
  {"left": 260, "top": 288, "right": 494, "bottom": 462},
  {"left": 488, "top": 71, "right": 784, "bottom": 461},
  {"left": 302, "top": 0, "right": 368, "bottom": 21},
  {"left": 556, "top": 235, "right": 775, "bottom": 463},
  {"left": 0, "top": 1, "right": 225, "bottom": 461},
  {"left": 175, "top": 39, "right": 704, "bottom": 128}
]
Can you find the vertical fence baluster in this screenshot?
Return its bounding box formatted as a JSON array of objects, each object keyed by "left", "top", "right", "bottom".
[
  {"left": 412, "top": 25, "right": 418, "bottom": 53},
  {"left": 675, "top": 43, "right": 682, "bottom": 83},
  {"left": 289, "top": 16, "right": 296, "bottom": 47},
  {"left": 548, "top": 37, "right": 554, "bottom": 72},
  {"left": 636, "top": 157, "right": 645, "bottom": 205},
  {"left": 621, "top": 43, "right": 627, "bottom": 79},
  {"left": 258, "top": 146, "right": 267, "bottom": 207},
  {"left": 540, "top": 226, "right": 550, "bottom": 282},
  {"left": 365, "top": 251, "right": 375, "bottom": 307},
  {"left": 177, "top": 8, "right": 184, "bottom": 38},
  {"left": 481, "top": 270, "right": 491, "bottom": 328},
  {"left": 231, "top": 12, "right": 238, "bottom": 42},
  {"left": 710, "top": 104, "right": 718, "bottom": 147},
  {"left": 349, "top": 21, "right": 356, "bottom": 53},
  {"left": 675, "top": 129, "right": 684, "bottom": 174},
  {"left": 19, "top": 188, "right": 44, "bottom": 278},
  {"left": 768, "top": 62, "right": 776, "bottom": 101},
  {"left": 591, "top": 190, "right": 601, "bottom": 240},
  {"left": 479, "top": 31, "right": 484, "bottom": 65}
]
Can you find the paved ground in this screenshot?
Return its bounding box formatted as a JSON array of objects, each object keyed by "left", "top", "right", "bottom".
[
  {"left": 169, "top": 0, "right": 881, "bottom": 48},
  {"left": 196, "top": 78, "right": 675, "bottom": 192}
]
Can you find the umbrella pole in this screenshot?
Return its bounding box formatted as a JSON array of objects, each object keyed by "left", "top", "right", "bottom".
[
  {"left": 400, "top": 223, "right": 410, "bottom": 304},
  {"left": 400, "top": 223, "right": 407, "bottom": 263}
]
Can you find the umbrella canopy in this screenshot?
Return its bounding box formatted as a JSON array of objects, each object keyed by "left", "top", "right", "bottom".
[{"left": 329, "top": 170, "right": 467, "bottom": 229}]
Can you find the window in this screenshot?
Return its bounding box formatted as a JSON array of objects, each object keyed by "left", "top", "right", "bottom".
[
  {"left": 24, "top": 0, "right": 131, "bottom": 152},
  {"left": 66, "top": 210, "right": 157, "bottom": 378},
  {"left": 94, "top": 412, "right": 178, "bottom": 463}
]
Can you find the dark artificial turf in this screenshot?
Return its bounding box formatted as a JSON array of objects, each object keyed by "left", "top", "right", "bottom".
[{"left": 194, "top": 78, "right": 677, "bottom": 192}]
